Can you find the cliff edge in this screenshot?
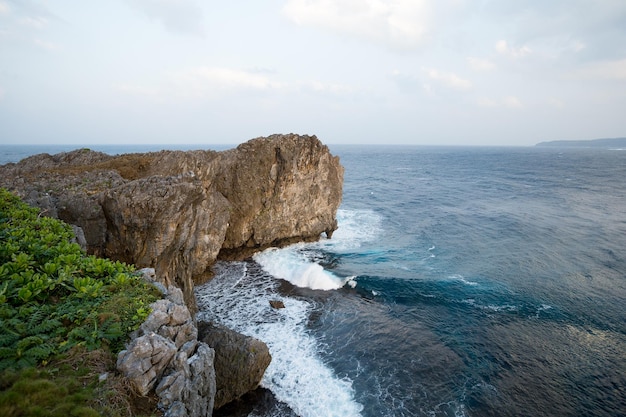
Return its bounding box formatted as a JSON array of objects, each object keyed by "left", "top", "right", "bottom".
[{"left": 0, "top": 134, "right": 344, "bottom": 310}]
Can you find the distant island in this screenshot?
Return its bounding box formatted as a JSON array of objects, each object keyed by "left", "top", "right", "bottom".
[{"left": 536, "top": 137, "right": 626, "bottom": 148}]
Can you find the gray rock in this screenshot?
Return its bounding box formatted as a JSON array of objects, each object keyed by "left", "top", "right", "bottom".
[
  {"left": 185, "top": 343, "right": 216, "bottom": 416},
  {"left": 118, "top": 278, "right": 216, "bottom": 417},
  {"left": 164, "top": 401, "right": 188, "bottom": 417},
  {"left": 180, "top": 340, "right": 198, "bottom": 357},
  {"left": 116, "top": 332, "right": 177, "bottom": 396},
  {"left": 71, "top": 224, "right": 87, "bottom": 251},
  {"left": 156, "top": 369, "right": 187, "bottom": 409},
  {"left": 155, "top": 343, "right": 216, "bottom": 417},
  {"left": 198, "top": 321, "right": 271, "bottom": 409}
]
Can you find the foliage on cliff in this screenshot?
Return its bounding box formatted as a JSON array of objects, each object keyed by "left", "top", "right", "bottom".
[{"left": 0, "top": 188, "right": 161, "bottom": 416}]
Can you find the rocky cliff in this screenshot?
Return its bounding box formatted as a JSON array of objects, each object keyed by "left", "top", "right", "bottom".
[{"left": 0, "top": 134, "right": 344, "bottom": 310}]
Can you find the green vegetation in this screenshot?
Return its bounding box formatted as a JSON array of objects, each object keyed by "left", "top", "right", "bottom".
[{"left": 0, "top": 188, "right": 161, "bottom": 416}]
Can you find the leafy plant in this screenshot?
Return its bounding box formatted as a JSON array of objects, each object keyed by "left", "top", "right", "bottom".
[{"left": 0, "top": 188, "right": 160, "bottom": 371}]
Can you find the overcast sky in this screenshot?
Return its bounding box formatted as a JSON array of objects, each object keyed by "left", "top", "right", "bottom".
[{"left": 0, "top": 0, "right": 625, "bottom": 146}]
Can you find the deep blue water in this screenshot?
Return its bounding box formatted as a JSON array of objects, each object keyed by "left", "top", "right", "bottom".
[{"left": 3, "top": 145, "right": 625, "bottom": 416}]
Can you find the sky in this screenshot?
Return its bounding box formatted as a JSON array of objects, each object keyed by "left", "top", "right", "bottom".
[{"left": 0, "top": 0, "right": 625, "bottom": 146}]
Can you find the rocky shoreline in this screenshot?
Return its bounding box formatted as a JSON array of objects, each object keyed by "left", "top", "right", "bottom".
[{"left": 0, "top": 134, "right": 344, "bottom": 415}]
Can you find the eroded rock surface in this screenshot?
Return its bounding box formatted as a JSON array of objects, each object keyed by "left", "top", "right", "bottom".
[
  {"left": 117, "top": 275, "right": 216, "bottom": 417},
  {"left": 0, "top": 134, "right": 344, "bottom": 310}
]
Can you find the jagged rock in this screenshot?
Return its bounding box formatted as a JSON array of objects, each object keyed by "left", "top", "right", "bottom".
[
  {"left": 118, "top": 275, "right": 216, "bottom": 417},
  {"left": 153, "top": 341, "right": 215, "bottom": 417},
  {"left": 198, "top": 321, "right": 271, "bottom": 409},
  {"left": 116, "top": 332, "right": 177, "bottom": 396},
  {"left": 0, "top": 134, "right": 343, "bottom": 311},
  {"left": 185, "top": 343, "right": 216, "bottom": 416},
  {"left": 165, "top": 402, "right": 188, "bottom": 417},
  {"left": 269, "top": 300, "right": 285, "bottom": 309},
  {"left": 100, "top": 175, "right": 231, "bottom": 310}
]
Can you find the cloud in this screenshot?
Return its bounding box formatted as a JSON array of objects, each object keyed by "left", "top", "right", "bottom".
[
  {"left": 503, "top": 95, "right": 523, "bottom": 108},
  {"left": 4, "top": 0, "right": 60, "bottom": 23},
  {"left": 547, "top": 97, "right": 564, "bottom": 109},
  {"left": 301, "top": 80, "right": 357, "bottom": 96},
  {"left": 175, "top": 67, "right": 282, "bottom": 93},
  {"left": 124, "top": 0, "right": 205, "bottom": 36},
  {"left": 120, "top": 67, "right": 282, "bottom": 100},
  {"left": 390, "top": 70, "right": 421, "bottom": 92},
  {"left": 19, "top": 16, "right": 48, "bottom": 29},
  {"left": 496, "top": 40, "right": 532, "bottom": 58},
  {"left": 390, "top": 68, "right": 471, "bottom": 94},
  {"left": 283, "top": 0, "right": 432, "bottom": 50},
  {"left": 116, "top": 84, "right": 162, "bottom": 100},
  {"left": 477, "top": 96, "right": 523, "bottom": 109},
  {"left": 572, "top": 58, "right": 626, "bottom": 81},
  {"left": 117, "top": 66, "right": 361, "bottom": 103},
  {"left": 33, "top": 37, "right": 59, "bottom": 51},
  {"left": 423, "top": 67, "right": 472, "bottom": 90},
  {"left": 477, "top": 97, "right": 497, "bottom": 107},
  {"left": 467, "top": 57, "right": 495, "bottom": 71}
]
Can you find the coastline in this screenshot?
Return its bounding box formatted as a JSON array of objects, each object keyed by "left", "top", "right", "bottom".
[{"left": 0, "top": 134, "right": 345, "bottom": 416}]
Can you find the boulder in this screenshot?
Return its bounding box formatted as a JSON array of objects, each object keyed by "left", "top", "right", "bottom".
[{"left": 198, "top": 321, "right": 272, "bottom": 409}]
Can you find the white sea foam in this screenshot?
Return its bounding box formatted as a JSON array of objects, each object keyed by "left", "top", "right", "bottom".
[
  {"left": 448, "top": 274, "right": 479, "bottom": 286},
  {"left": 254, "top": 208, "right": 383, "bottom": 291},
  {"left": 253, "top": 247, "right": 351, "bottom": 290},
  {"left": 484, "top": 304, "right": 518, "bottom": 312},
  {"left": 533, "top": 303, "right": 553, "bottom": 318},
  {"left": 195, "top": 262, "right": 363, "bottom": 417},
  {"left": 197, "top": 209, "right": 381, "bottom": 413}
]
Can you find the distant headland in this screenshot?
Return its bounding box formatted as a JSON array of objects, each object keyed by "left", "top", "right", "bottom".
[{"left": 536, "top": 137, "right": 626, "bottom": 148}]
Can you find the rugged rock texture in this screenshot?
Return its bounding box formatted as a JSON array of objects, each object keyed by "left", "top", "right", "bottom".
[
  {"left": 215, "top": 136, "right": 343, "bottom": 257},
  {"left": 197, "top": 321, "right": 272, "bottom": 409},
  {"left": 0, "top": 134, "right": 344, "bottom": 310},
  {"left": 117, "top": 271, "right": 216, "bottom": 417}
]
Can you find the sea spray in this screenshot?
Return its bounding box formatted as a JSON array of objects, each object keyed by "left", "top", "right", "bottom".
[
  {"left": 195, "top": 261, "right": 363, "bottom": 417},
  {"left": 253, "top": 247, "right": 351, "bottom": 290}
]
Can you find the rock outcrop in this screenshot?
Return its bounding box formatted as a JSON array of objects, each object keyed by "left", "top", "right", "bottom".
[
  {"left": 0, "top": 134, "right": 344, "bottom": 310},
  {"left": 197, "top": 321, "right": 272, "bottom": 409},
  {"left": 1, "top": 134, "right": 342, "bottom": 414},
  {"left": 117, "top": 270, "right": 216, "bottom": 417}
]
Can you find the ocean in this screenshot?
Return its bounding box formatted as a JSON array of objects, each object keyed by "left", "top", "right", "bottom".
[{"left": 2, "top": 144, "right": 625, "bottom": 416}]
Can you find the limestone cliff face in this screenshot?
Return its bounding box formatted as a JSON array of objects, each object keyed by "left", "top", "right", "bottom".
[
  {"left": 215, "top": 135, "right": 343, "bottom": 257},
  {"left": 0, "top": 134, "right": 343, "bottom": 309}
]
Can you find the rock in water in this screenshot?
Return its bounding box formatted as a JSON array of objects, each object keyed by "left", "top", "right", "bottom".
[
  {"left": 269, "top": 300, "right": 285, "bottom": 309},
  {"left": 197, "top": 321, "right": 272, "bottom": 410},
  {"left": 0, "top": 134, "right": 344, "bottom": 310}
]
